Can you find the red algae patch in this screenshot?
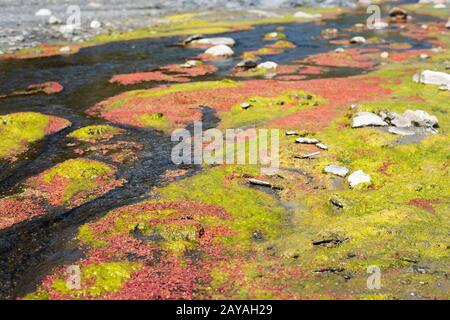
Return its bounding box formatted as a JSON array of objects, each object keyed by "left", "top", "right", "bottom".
[
  {"left": 110, "top": 63, "right": 217, "bottom": 85},
  {"left": 0, "top": 196, "right": 46, "bottom": 230},
  {"left": 269, "top": 76, "right": 391, "bottom": 130},
  {"left": 29, "top": 201, "right": 234, "bottom": 299},
  {"left": 0, "top": 81, "right": 64, "bottom": 99},
  {"left": 301, "top": 48, "right": 378, "bottom": 69}
]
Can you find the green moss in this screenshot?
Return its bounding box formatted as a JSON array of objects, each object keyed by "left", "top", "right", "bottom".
[
  {"left": 159, "top": 165, "right": 288, "bottom": 245},
  {"left": 68, "top": 125, "right": 122, "bottom": 141},
  {"left": 138, "top": 113, "right": 170, "bottom": 130},
  {"left": 219, "top": 90, "right": 325, "bottom": 129},
  {"left": 403, "top": 3, "right": 450, "bottom": 18},
  {"left": 52, "top": 261, "right": 140, "bottom": 298},
  {"left": 0, "top": 112, "right": 50, "bottom": 160},
  {"left": 42, "top": 158, "right": 114, "bottom": 204}
]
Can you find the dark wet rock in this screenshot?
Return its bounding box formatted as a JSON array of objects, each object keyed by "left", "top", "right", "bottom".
[
  {"left": 240, "top": 102, "right": 251, "bottom": 109},
  {"left": 252, "top": 230, "right": 264, "bottom": 241},
  {"left": 324, "top": 165, "right": 349, "bottom": 177},
  {"left": 296, "top": 151, "right": 320, "bottom": 159},
  {"left": 314, "top": 267, "right": 345, "bottom": 274},
  {"left": 312, "top": 235, "right": 349, "bottom": 248},
  {"left": 389, "top": 7, "right": 408, "bottom": 22},
  {"left": 236, "top": 59, "right": 258, "bottom": 69},
  {"left": 330, "top": 196, "right": 346, "bottom": 209}
]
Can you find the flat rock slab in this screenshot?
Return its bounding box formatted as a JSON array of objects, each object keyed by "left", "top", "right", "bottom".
[
  {"left": 352, "top": 112, "right": 388, "bottom": 128},
  {"left": 324, "top": 165, "right": 349, "bottom": 177}
]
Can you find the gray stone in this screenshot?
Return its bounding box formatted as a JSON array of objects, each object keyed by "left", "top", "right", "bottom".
[
  {"left": 352, "top": 112, "right": 388, "bottom": 128},
  {"left": 324, "top": 165, "right": 349, "bottom": 177},
  {"left": 296, "top": 137, "right": 320, "bottom": 144},
  {"left": 204, "top": 45, "right": 234, "bottom": 57},
  {"left": 402, "top": 110, "right": 439, "bottom": 128},
  {"left": 413, "top": 70, "right": 450, "bottom": 88},
  {"left": 348, "top": 170, "right": 371, "bottom": 188},
  {"left": 349, "top": 36, "right": 366, "bottom": 44},
  {"left": 183, "top": 34, "right": 204, "bottom": 44},
  {"left": 236, "top": 59, "right": 258, "bottom": 69},
  {"left": 316, "top": 143, "right": 328, "bottom": 150}
]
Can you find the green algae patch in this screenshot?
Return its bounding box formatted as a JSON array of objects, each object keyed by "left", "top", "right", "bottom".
[
  {"left": 219, "top": 90, "right": 325, "bottom": 129},
  {"left": 51, "top": 261, "right": 140, "bottom": 298},
  {"left": 158, "top": 165, "right": 288, "bottom": 245},
  {"left": 403, "top": 4, "right": 450, "bottom": 18},
  {"left": 37, "top": 158, "right": 120, "bottom": 206},
  {"left": 0, "top": 112, "right": 70, "bottom": 161},
  {"left": 68, "top": 125, "right": 123, "bottom": 141},
  {"left": 137, "top": 113, "right": 170, "bottom": 130}
]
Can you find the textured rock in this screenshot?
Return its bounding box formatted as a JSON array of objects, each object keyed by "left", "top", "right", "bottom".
[
  {"left": 352, "top": 112, "right": 388, "bottom": 128},
  {"left": 348, "top": 170, "right": 371, "bottom": 188},
  {"left": 324, "top": 165, "right": 349, "bottom": 177},
  {"left": 413, "top": 70, "right": 450, "bottom": 89},
  {"left": 296, "top": 137, "right": 320, "bottom": 144},
  {"left": 349, "top": 36, "right": 366, "bottom": 44},
  {"left": 204, "top": 45, "right": 234, "bottom": 57},
  {"left": 257, "top": 61, "right": 278, "bottom": 70},
  {"left": 388, "top": 127, "right": 415, "bottom": 136}
]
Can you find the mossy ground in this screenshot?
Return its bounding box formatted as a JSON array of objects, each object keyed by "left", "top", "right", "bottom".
[{"left": 0, "top": 112, "right": 69, "bottom": 161}]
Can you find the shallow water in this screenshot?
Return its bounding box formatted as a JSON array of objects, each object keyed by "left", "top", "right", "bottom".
[{"left": 0, "top": 9, "right": 436, "bottom": 299}]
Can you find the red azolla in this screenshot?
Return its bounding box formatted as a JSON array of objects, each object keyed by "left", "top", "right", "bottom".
[
  {"left": 0, "top": 81, "right": 64, "bottom": 99},
  {"left": 408, "top": 198, "right": 441, "bottom": 214},
  {"left": 110, "top": 71, "right": 190, "bottom": 85},
  {"left": 0, "top": 197, "right": 46, "bottom": 230}
]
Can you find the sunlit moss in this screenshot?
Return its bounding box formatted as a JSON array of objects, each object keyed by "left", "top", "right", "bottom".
[{"left": 68, "top": 125, "right": 122, "bottom": 141}]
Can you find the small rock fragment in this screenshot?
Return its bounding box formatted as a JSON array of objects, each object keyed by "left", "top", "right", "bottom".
[
  {"left": 294, "top": 11, "right": 322, "bottom": 19},
  {"left": 389, "top": 7, "right": 408, "bottom": 22},
  {"left": 236, "top": 60, "right": 258, "bottom": 69},
  {"left": 324, "top": 165, "right": 349, "bottom": 177},
  {"left": 59, "top": 46, "right": 71, "bottom": 53},
  {"left": 90, "top": 20, "right": 102, "bottom": 29},
  {"left": 348, "top": 170, "right": 371, "bottom": 188},
  {"left": 296, "top": 151, "right": 320, "bottom": 159},
  {"left": 349, "top": 36, "right": 366, "bottom": 44},
  {"left": 413, "top": 70, "right": 450, "bottom": 88},
  {"left": 35, "top": 9, "right": 52, "bottom": 17},
  {"left": 380, "top": 51, "right": 389, "bottom": 59},
  {"left": 296, "top": 137, "right": 320, "bottom": 144},
  {"left": 183, "top": 34, "right": 204, "bottom": 45},
  {"left": 257, "top": 61, "right": 278, "bottom": 70},
  {"left": 285, "top": 131, "right": 298, "bottom": 136},
  {"left": 316, "top": 143, "right": 328, "bottom": 150}
]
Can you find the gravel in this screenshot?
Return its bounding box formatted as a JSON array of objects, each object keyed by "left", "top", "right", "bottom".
[{"left": 0, "top": 0, "right": 358, "bottom": 53}]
